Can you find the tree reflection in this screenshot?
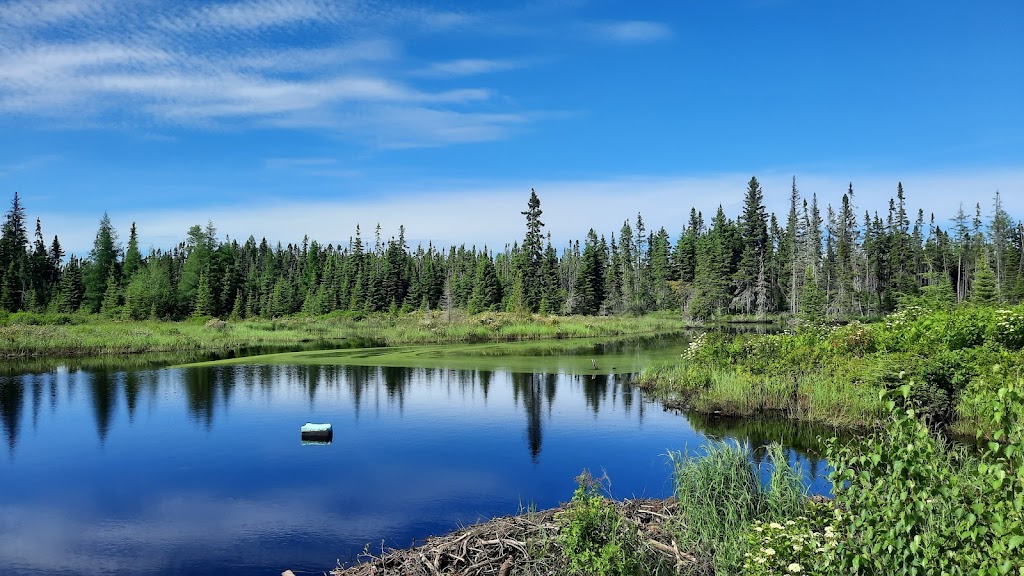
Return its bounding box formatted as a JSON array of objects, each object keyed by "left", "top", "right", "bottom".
[
  {"left": 512, "top": 373, "right": 544, "bottom": 462},
  {"left": 582, "top": 374, "right": 610, "bottom": 415},
  {"left": 184, "top": 368, "right": 216, "bottom": 429},
  {"left": 478, "top": 370, "right": 492, "bottom": 401},
  {"left": 344, "top": 365, "right": 374, "bottom": 417},
  {"left": 0, "top": 376, "right": 24, "bottom": 456},
  {"left": 88, "top": 371, "right": 118, "bottom": 445},
  {"left": 382, "top": 366, "right": 411, "bottom": 411},
  {"left": 124, "top": 372, "right": 140, "bottom": 422},
  {"left": 30, "top": 375, "right": 42, "bottom": 431}
]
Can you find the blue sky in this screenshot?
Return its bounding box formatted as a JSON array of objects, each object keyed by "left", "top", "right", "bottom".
[{"left": 0, "top": 0, "right": 1021, "bottom": 254}]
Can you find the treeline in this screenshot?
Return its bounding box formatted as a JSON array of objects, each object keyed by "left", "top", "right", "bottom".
[{"left": 0, "top": 180, "right": 1021, "bottom": 321}]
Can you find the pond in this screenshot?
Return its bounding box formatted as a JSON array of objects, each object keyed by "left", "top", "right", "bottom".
[{"left": 0, "top": 335, "right": 836, "bottom": 576}]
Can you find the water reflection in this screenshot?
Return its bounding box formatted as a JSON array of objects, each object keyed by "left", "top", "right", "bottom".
[
  {"left": 89, "top": 371, "right": 118, "bottom": 444},
  {"left": 0, "top": 364, "right": 838, "bottom": 469},
  {"left": 0, "top": 359, "right": 838, "bottom": 576},
  {"left": 0, "top": 376, "right": 23, "bottom": 455}
]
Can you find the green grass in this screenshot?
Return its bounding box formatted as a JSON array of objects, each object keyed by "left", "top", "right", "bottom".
[
  {"left": 178, "top": 333, "right": 688, "bottom": 374},
  {"left": 635, "top": 363, "right": 888, "bottom": 429},
  {"left": 0, "top": 310, "right": 690, "bottom": 359},
  {"left": 669, "top": 442, "right": 807, "bottom": 575}
]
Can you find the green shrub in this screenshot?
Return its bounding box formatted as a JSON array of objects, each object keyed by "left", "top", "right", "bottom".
[
  {"left": 556, "top": 470, "right": 649, "bottom": 576},
  {"left": 828, "top": 385, "right": 1024, "bottom": 575},
  {"left": 990, "top": 308, "right": 1024, "bottom": 350},
  {"left": 826, "top": 321, "right": 876, "bottom": 357},
  {"left": 944, "top": 306, "right": 995, "bottom": 351}
]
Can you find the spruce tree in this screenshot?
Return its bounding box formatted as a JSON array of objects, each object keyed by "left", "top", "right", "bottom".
[
  {"left": 124, "top": 222, "right": 143, "bottom": 279},
  {"left": 469, "top": 250, "right": 502, "bottom": 313},
  {"left": 518, "top": 189, "right": 545, "bottom": 312},
  {"left": 690, "top": 206, "right": 732, "bottom": 320},
  {"left": 649, "top": 227, "right": 672, "bottom": 308},
  {"left": 602, "top": 234, "right": 621, "bottom": 314},
  {"left": 83, "top": 213, "right": 120, "bottom": 313},
  {"left": 676, "top": 209, "right": 701, "bottom": 283},
  {"left": 0, "top": 192, "right": 29, "bottom": 311},
  {"left": 798, "top": 265, "right": 826, "bottom": 323},
  {"left": 28, "top": 219, "right": 50, "bottom": 310},
  {"left": 193, "top": 269, "right": 215, "bottom": 317},
  {"left": 971, "top": 252, "right": 998, "bottom": 304},
  {"left": 573, "top": 229, "right": 605, "bottom": 315},
  {"left": 53, "top": 256, "right": 85, "bottom": 313},
  {"left": 783, "top": 176, "right": 803, "bottom": 314},
  {"left": 539, "top": 239, "right": 564, "bottom": 314},
  {"left": 733, "top": 177, "right": 769, "bottom": 314},
  {"left": 100, "top": 269, "right": 123, "bottom": 316}
]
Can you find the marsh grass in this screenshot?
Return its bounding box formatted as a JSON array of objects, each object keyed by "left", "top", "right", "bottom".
[
  {"left": 0, "top": 311, "right": 687, "bottom": 358},
  {"left": 636, "top": 365, "right": 887, "bottom": 429},
  {"left": 669, "top": 442, "right": 807, "bottom": 575}
]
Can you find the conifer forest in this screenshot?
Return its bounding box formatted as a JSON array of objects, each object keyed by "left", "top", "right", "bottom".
[{"left": 0, "top": 178, "right": 1020, "bottom": 322}]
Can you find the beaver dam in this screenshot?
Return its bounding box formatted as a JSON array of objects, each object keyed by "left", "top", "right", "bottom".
[{"left": 322, "top": 497, "right": 693, "bottom": 576}]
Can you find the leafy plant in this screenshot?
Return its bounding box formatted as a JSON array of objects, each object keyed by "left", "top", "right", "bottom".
[
  {"left": 556, "top": 470, "right": 648, "bottom": 576},
  {"left": 828, "top": 385, "right": 1024, "bottom": 575}
]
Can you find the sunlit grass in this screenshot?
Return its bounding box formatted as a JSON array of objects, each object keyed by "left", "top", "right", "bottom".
[
  {"left": 0, "top": 310, "right": 689, "bottom": 358},
  {"left": 635, "top": 364, "right": 887, "bottom": 429}
]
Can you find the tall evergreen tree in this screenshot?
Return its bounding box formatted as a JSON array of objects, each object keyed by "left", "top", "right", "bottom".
[
  {"left": 782, "top": 176, "right": 803, "bottom": 315},
  {"left": 573, "top": 229, "right": 605, "bottom": 315},
  {"left": 53, "top": 256, "right": 85, "bottom": 313},
  {"left": 733, "top": 177, "right": 769, "bottom": 314},
  {"left": 0, "top": 192, "right": 29, "bottom": 311},
  {"left": 83, "top": 213, "right": 120, "bottom": 313},
  {"left": 468, "top": 249, "right": 502, "bottom": 313},
  {"left": 124, "top": 222, "right": 143, "bottom": 279},
  {"left": 690, "top": 206, "right": 732, "bottom": 319},
  {"left": 518, "top": 189, "right": 545, "bottom": 312},
  {"left": 539, "top": 238, "right": 564, "bottom": 314}
]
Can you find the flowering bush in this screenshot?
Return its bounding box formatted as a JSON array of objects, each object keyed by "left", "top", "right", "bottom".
[
  {"left": 737, "top": 502, "right": 838, "bottom": 576},
  {"left": 682, "top": 332, "right": 707, "bottom": 360},
  {"left": 826, "top": 321, "right": 876, "bottom": 356},
  {"left": 989, "top": 308, "right": 1024, "bottom": 350}
]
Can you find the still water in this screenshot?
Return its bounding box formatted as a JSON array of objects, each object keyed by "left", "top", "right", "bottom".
[{"left": 0, "top": 339, "right": 833, "bottom": 576}]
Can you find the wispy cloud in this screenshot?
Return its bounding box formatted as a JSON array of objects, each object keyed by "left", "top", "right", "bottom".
[
  {"left": 0, "top": 0, "right": 111, "bottom": 28},
  {"left": 0, "top": 1, "right": 534, "bottom": 147},
  {"left": 415, "top": 58, "right": 525, "bottom": 78},
  {"left": 588, "top": 20, "right": 673, "bottom": 43}
]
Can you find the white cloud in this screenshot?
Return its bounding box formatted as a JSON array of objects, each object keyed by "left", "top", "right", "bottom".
[
  {"left": 0, "top": 0, "right": 110, "bottom": 28},
  {"left": 589, "top": 20, "right": 672, "bottom": 43},
  {"left": 40, "top": 168, "right": 1024, "bottom": 256},
  {"left": 0, "top": 1, "right": 535, "bottom": 147}
]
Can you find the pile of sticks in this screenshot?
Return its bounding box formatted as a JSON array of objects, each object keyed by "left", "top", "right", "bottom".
[{"left": 325, "top": 498, "right": 693, "bottom": 576}]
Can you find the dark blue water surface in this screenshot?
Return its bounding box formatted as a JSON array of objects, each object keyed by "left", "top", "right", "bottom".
[{"left": 0, "top": 359, "right": 834, "bottom": 575}]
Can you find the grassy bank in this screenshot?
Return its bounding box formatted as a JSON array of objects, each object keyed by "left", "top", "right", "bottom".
[
  {"left": 0, "top": 310, "right": 689, "bottom": 358},
  {"left": 636, "top": 303, "right": 1024, "bottom": 435}
]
